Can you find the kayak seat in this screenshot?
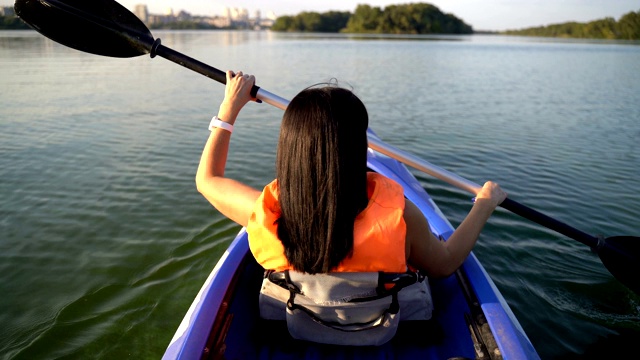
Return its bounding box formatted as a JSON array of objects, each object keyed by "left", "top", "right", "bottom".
[{"left": 259, "top": 270, "right": 433, "bottom": 346}]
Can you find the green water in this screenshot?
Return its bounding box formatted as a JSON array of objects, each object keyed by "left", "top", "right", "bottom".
[{"left": 1, "top": 30, "right": 639, "bottom": 359}]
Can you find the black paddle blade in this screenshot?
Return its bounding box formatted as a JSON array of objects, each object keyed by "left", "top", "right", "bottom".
[
  {"left": 14, "top": 0, "right": 153, "bottom": 57},
  {"left": 597, "top": 236, "right": 640, "bottom": 295}
]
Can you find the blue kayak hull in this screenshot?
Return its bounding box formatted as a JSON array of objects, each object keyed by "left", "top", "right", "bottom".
[{"left": 163, "top": 140, "right": 540, "bottom": 359}]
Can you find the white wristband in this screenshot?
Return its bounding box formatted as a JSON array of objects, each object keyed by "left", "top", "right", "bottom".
[{"left": 208, "top": 116, "right": 234, "bottom": 133}]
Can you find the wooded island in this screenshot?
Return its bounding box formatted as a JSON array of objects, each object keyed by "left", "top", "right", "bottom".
[{"left": 271, "top": 3, "right": 472, "bottom": 34}]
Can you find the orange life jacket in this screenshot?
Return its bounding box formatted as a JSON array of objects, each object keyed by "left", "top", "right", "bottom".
[{"left": 246, "top": 172, "right": 407, "bottom": 272}]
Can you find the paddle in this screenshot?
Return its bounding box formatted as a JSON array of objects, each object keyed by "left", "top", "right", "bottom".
[
  {"left": 15, "top": 0, "right": 639, "bottom": 295},
  {"left": 13, "top": 0, "right": 289, "bottom": 109}
]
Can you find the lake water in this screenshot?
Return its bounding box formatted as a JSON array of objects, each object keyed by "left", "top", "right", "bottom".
[{"left": 1, "top": 30, "right": 639, "bottom": 359}]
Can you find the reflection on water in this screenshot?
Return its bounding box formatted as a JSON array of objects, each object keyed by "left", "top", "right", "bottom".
[
  {"left": 1, "top": 30, "right": 639, "bottom": 359},
  {"left": 153, "top": 29, "right": 277, "bottom": 48},
  {"left": 0, "top": 30, "right": 66, "bottom": 56}
]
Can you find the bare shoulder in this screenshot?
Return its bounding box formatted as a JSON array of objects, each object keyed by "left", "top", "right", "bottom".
[{"left": 404, "top": 199, "right": 430, "bottom": 229}]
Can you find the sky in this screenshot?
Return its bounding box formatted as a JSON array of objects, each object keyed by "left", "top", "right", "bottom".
[{"left": 3, "top": 0, "right": 638, "bottom": 31}]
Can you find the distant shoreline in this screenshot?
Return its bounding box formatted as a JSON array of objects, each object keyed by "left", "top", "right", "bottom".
[
  {"left": 499, "top": 9, "right": 639, "bottom": 40},
  {"left": 2, "top": 7, "right": 638, "bottom": 40}
]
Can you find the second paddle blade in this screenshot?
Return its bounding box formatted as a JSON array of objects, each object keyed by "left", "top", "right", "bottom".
[{"left": 598, "top": 236, "right": 640, "bottom": 295}]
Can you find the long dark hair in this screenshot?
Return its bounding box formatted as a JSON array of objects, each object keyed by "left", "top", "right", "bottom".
[{"left": 275, "top": 86, "right": 369, "bottom": 274}]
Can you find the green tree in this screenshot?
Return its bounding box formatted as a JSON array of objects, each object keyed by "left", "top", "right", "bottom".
[
  {"left": 617, "top": 10, "right": 640, "bottom": 39},
  {"left": 272, "top": 11, "right": 350, "bottom": 32},
  {"left": 502, "top": 10, "right": 640, "bottom": 40},
  {"left": 271, "top": 16, "right": 296, "bottom": 31},
  {"left": 299, "top": 12, "right": 322, "bottom": 32},
  {"left": 344, "top": 5, "right": 382, "bottom": 32},
  {"left": 342, "top": 3, "right": 471, "bottom": 34},
  {"left": 0, "top": 16, "right": 31, "bottom": 30},
  {"left": 584, "top": 17, "right": 617, "bottom": 38},
  {"left": 320, "top": 11, "right": 351, "bottom": 32}
]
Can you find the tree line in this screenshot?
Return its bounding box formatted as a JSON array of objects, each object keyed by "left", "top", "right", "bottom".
[
  {"left": 4, "top": 4, "right": 637, "bottom": 40},
  {"left": 271, "top": 3, "right": 472, "bottom": 34},
  {"left": 0, "top": 16, "right": 31, "bottom": 29},
  {"left": 502, "top": 10, "right": 640, "bottom": 40}
]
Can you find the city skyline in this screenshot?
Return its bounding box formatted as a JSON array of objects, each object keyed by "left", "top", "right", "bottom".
[
  {"left": 133, "top": 3, "right": 277, "bottom": 21},
  {"left": 130, "top": 3, "right": 275, "bottom": 29},
  {"left": 126, "top": 1, "right": 277, "bottom": 20}
]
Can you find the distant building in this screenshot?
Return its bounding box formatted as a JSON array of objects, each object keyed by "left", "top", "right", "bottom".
[
  {"left": 210, "top": 16, "right": 231, "bottom": 28},
  {"left": 222, "top": 6, "right": 253, "bottom": 28},
  {"left": 133, "top": 4, "right": 149, "bottom": 24},
  {"left": 176, "top": 10, "right": 191, "bottom": 22},
  {"left": 129, "top": 3, "right": 275, "bottom": 30},
  {"left": 1, "top": 6, "right": 16, "bottom": 16}
]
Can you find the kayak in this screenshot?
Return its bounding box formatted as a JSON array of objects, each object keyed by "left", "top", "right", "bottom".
[{"left": 162, "top": 131, "right": 540, "bottom": 360}]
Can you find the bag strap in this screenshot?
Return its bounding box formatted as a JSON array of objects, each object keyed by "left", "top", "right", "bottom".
[
  {"left": 280, "top": 270, "right": 401, "bottom": 331},
  {"left": 283, "top": 270, "right": 301, "bottom": 311},
  {"left": 287, "top": 292, "right": 399, "bottom": 332},
  {"left": 375, "top": 270, "right": 425, "bottom": 297},
  {"left": 267, "top": 270, "right": 423, "bottom": 300},
  {"left": 268, "top": 270, "right": 423, "bottom": 315}
]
